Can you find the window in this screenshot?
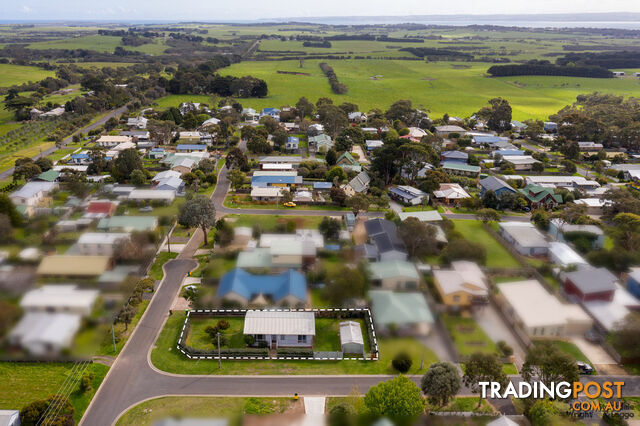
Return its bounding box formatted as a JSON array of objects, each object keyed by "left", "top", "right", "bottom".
[
  {"left": 297, "top": 335, "right": 307, "bottom": 343},
  {"left": 452, "top": 295, "right": 460, "bottom": 303},
  {"left": 280, "top": 335, "right": 286, "bottom": 340},
  {"left": 256, "top": 334, "right": 264, "bottom": 340}
]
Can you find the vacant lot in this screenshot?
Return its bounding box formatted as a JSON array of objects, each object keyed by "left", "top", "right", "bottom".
[
  {"left": 450, "top": 220, "right": 520, "bottom": 268},
  {"left": 442, "top": 314, "right": 499, "bottom": 357},
  {"left": 222, "top": 59, "right": 640, "bottom": 120}
]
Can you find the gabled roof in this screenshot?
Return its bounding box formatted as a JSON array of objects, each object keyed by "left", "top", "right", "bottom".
[
  {"left": 369, "top": 290, "right": 434, "bottom": 326},
  {"left": 36, "top": 169, "right": 60, "bottom": 182},
  {"left": 86, "top": 200, "right": 117, "bottom": 214},
  {"left": 347, "top": 171, "right": 370, "bottom": 193},
  {"left": 21, "top": 285, "right": 99, "bottom": 312},
  {"left": 442, "top": 150, "right": 468, "bottom": 160},
  {"left": 442, "top": 161, "right": 480, "bottom": 173},
  {"left": 243, "top": 310, "right": 314, "bottom": 335},
  {"left": 97, "top": 216, "right": 158, "bottom": 232},
  {"left": 217, "top": 268, "right": 307, "bottom": 303},
  {"left": 433, "top": 261, "right": 487, "bottom": 296},
  {"left": 251, "top": 175, "right": 302, "bottom": 187},
  {"left": 433, "top": 183, "right": 470, "bottom": 200},
  {"left": 398, "top": 211, "right": 443, "bottom": 222},
  {"left": 479, "top": 176, "right": 516, "bottom": 193},
  {"left": 339, "top": 321, "right": 364, "bottom": 345},
  {"left": 365, "top": 219, "right": 406, "bottom": 255},
  {"left": 11, "top": 181, "right": 56, "bottom": 199},
  {"left": 518, "top": 184, "right": 562, "bottom": 204},
  {"left": 389, "top": 185, "right": 426, "bottom": 200},
  {"left": 336, "top": 151, "right": 358, "bottom": 165}
]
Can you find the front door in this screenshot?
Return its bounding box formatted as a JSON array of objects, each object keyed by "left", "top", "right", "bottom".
[{"left": 271, "top": 335, "right": 277, "bottom": 349}]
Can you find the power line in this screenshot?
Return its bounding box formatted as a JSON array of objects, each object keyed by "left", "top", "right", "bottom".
[{"left": 37, "top": 361, "right": 90, "bottom": 426}]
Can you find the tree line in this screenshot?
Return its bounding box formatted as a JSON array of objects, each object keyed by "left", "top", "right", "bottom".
[
  {"left": 318, "top": 62, "right": 348, "bottom": 94},
  {"left": 487, "top": 61, "right": 612, "bottom": 78}
]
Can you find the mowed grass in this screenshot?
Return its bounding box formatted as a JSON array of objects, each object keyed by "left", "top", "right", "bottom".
[
  {"left": 153, "top": 94, "right": 214, "bottom": 110},
  {"left": 442, "top": 315, "right": 499, "bottom": 357},
  {"left": 221, "top": 59, "right": 640, "bottom": 120},
  {"left": 116, "top": 397, "right": 293, "bottom": 426},
  {"left": 225, "top": 214, "right": 326, "bottom": 230},
  {"left": 151, "top": 312, "right": 437, "bottom": 375},
  {"left": 0, "top": 362, "right": 109, "bottom": 423},
  {"left": 451, "top": 220, "right": 520, "bottom": 268},
  {"left": 0, "top": 142, "right": 55, "bottom": 173},
  {"left": 0, "top": 64, "right": 55, "bottom": 87}
]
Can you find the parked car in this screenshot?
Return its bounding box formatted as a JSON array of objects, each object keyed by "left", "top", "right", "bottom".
[
  {"left": 283, "top": 202, "right": 296, "bottom": 207},
  {"left": 577, "top": 361, "right": 594, "bottom": 375},
  {"left": 139, "top": 206, "right": 154, "bottom": 212},
  {"left": 584, "top": 330, "right": 601, "bottom": 343}
]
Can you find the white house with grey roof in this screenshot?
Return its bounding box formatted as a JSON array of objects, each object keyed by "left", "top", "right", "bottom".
[
  {"left": 499, "top": 222, "right": 548, "bottom": 256},
  {"left": 342, "top": 171, "right": 370, "bottom": 196},
  {"left": 244, "top": 310, "right": 315, "bottom": 349}
]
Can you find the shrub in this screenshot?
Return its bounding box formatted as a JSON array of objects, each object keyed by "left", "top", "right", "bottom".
[
  {"left": 392, "top": 351, "right": 413, "bottom": 373},
  {"left": 497, "top": 340, "right": 514, "bottom": 358},
  {"left": 216, "top": 319, "right": 230, "bottom": 330},
  {"left": 277, "top": 348, "right": 314, "bottom": 358},
  {"left": 244, "top": 335, "right": 255, "bottom": 346}
]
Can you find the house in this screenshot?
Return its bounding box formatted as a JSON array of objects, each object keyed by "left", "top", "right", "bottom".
[
  {"left": 308, "top": 134, "right": 333, "bottom": 153},
  {"left": 503, "top": 155, "right": 541, "bottom": 171},
  {"left": 261, "top": 163, "right": 294, "bottom": 171},
  {"left": 260, "top": 108, "right": 281, "bottom": 121},
  {"left": 344, "top": 212, "right": 356, "bottom": 231},
  {"left": 260, "top": 231, "right": 324, "bottom": 249},
  {"left": 510, "top": 121, "right": 528, "bottom": 132},
  {"left": 388, "top": 185, "right": 427, "bottom": 206},
  {"left": 37, "top": 254, "right": 111, "bottom": 277},
  {"left": 70, "top": 152, "right": 91, "bottom": 164},
  {"left": 242, "top": 108, "right": 260, "bottom": 121},
  {"left": 127, "top": 189, "right": 176, "bottom": 204},
  {"left": 149, "top": 148, "right": 166, "bottom": 159},
  {"left": 369, "top": 260, "right": 420, "bottom": 290},
  {"left": 237, "top": 241, "right": 316, "bottom": 270},
  {"left": 84, "top": 200, "right": 118, "bottom": 219},
  {"left": 544, "top": 122, "right": 558, "bottom": 133},
  {"left": 498, "top": 280, "right": 593, "bottom": 338},
  {"left": 434, "top": 125, "right": 466, "bottom": 137},
  {"left": 35, "top": 169, "right": 60, "bottom": 182},
  {"left": 518, "top": 184, "right": 562, "bottom": 209},
  {"left": 578, "top": 142, "right": 604, "bottom": 153},
  {"left": 342, "top": 171, "right": 370, "bottom": 196},
  {"left": 121, "top": 130, "right": 150, "bottom": 142},
  {"left": 171, "top": 158, "right": 196, "bottom": 174},
  {"left": 96, "top": 135, "right": 132, "bottom": 147},
  {"left": 432, "top": 183, "right": 470, "bottom": 206},
  {"left": 365, "top": 140, "right": 384, "bottom": 151},
  {"left": 472, "top": 135, "right": 511, "bottom": 147},
  {"left": 176, "top": 144, "right": 207, "bottom": 153},
  {"left": 20, "top": 285, "right": 99, "bottom": 316},
  {"left": 369, "top": 290, "right": 434, "bottom": 336},
  {"left": 179, "top": 102, "right": 202, "bottom": 115},
  {"left": 364, "top": 219, "right": 407, "bottom": 262},
  {"left": 524, "top": 175, "right": 600, "bottom": 191},
  {"left": 10, "top": 181, "right": 57, "bottom": 207},
  {"left": 76, "top": 232, "right": 130, "bottom": 256},
  {"left": 582, "top": 286, "right": 640, "bottom": 332},
  {"left": 155, "top": 176, "right": 185, "bottom": 193},
  {"left": 201, "top": 117, "right": 221, "bottom": 128},
  {"left": 153, "top": 170, "right": 182, "bottom": 183},
  {"left": 339, "top": 321, "right": 365, "bottom": 354},
  {"left": 613, "top": 71, "right": 625, "bottom": 77},
  {"left": 492, "top": 149, "right": 525, "bottom": 157},
  {"left": 478, "top": 176, "right": 516, "bottom": 198},
  {"left": 251, "top": 173, "right": 302, "bottom": 188},
  {"left": 336, "top": 152, "right": 360, "bottom": 170},
  {"left": 626, "top": 268, "right": 640, "bottom": 299},
  {"left": 244, "top": 310, "right": 314, "bottom": 348},
  {"left": 574, "top": 198, "right": 609, "bottom": 216},
  {"left": 441, "top": 151, "right": 468, "bottom": 163},
  {"left": 218, "top": 268, "right": 307, "bottom": 306},
  {"left": 97, "top": 216, "right": 158, "bottom": 232},
  {"left": 548, "top": 219, "right": 605, "bottom": 249},
  {"left": 348, "top": 111, "right": 367, "bottom": 122},
  {"left": 441, "top": 161, "right": 480, "bottom": 177},
  {"left": 285, "top": 136, "right": 299, "bottom": 151},
  {"left": 563, "top": 265, "right": 619, "bottom": 302},
  {"left": 498, "top": 222, "right": 548, "bottom": 256},
  {"left": 251, "top": 187, "right": 283, "bottom": 201},
  {"left": 127, "top": 116, "right": 148, "bottom": 129},
  {"left": 313, "top": 182, "right": 333, "bottom": 191},
  {"left": 398, "top": 210, "right": 443, "bottom": 223},
  {"left": 259, "top": 156, "right": 303, "bottom": 166},
  {"left": 8, "top": 312, "right": 82, "bottom": 355},
  {"left": 548, "top": 242, "right": 588, "bottom": 267},
  {"left": 433, "top": 261, "right": 488, "bottom": 309}
]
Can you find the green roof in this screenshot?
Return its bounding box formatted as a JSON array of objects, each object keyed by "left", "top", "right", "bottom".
[
  {"left": 442, "top": 161, "right": 481, "bottom": 173},
  {"left": 518, "top": 184, "right": 563, "bottom": 203},
  {"left": 308, "top": 134, "right": 333, "bottom": 146},
  {"left": 369, "top": 260, "right": 419, "bottom": 281},
  {"left": 369, "top": 290, "right": 434, "bottom": 326},
  {"left": 236, "top": 248, "right": 273, "bottom": 269},
  {"left": 97, "top": 216, "right": 158, "bottom": 232},
  {"left": 36, "top": 169, "right": 60, "bottom": 182},
  {"left": 336, "top": 151, "right": 359, "bottom": 165}
]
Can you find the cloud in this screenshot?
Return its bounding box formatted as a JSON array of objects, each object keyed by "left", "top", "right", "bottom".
[{"left": 21, "top": 5, "right": 32, "bottom": 13}]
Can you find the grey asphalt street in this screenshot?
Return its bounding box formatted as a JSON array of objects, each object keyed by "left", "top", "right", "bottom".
[{"left": 0, "top": 106, "right": 129, "bottom": 180}]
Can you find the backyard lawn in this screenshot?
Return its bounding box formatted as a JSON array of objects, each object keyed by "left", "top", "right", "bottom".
[
  {"left": 151, "top": 312, "right": 437, "bottom": 375},
  {"left": 185, "top": 316, "right": 246, "bottom": 350},
  {"left": 451, "top": 220, "right": 520, "bottom": 268},
  {"left": 116, "top": 396, "right": 293, "bottom": 426}
]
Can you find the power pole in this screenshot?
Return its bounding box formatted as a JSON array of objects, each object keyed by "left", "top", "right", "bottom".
[
  {"left": 111, "top": 323, "right": 117, "bottom": 353},
  {"left": 217, "top": 332, "right": 221, "bottom": 369}
]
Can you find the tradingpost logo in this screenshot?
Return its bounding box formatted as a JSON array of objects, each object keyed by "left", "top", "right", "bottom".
[{"left": 479, "top": 380, "right": 633, "bottom": 420}]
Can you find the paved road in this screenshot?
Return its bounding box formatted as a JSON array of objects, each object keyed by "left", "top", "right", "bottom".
[{"left": 0, "top": 106, "right": 129, "bottom": 180}]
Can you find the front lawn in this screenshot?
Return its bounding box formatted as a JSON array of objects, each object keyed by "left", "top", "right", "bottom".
[
  {"left": 534, "top": 340, "right": 592, "bottom": 365},
  {"left": 430, "top": 397, "right": 495, "bottom": 414},
  {"left": 185, "top": 316, "right": 246, "bottom": 350},
  {"left": 226, "top": 214, "right": 325, "bottom": 230},
  {"left": 148, "top": 252, "right": 178, "bottom": 281},
  {"left": 151, "top": 312, "right": 438, "bottom": 375},
  {"left": 116, "top": 396, "right": 293, "bottom": 426},
  {"left": 0, "top": 362, "right": 109, "bottom": 424},
  {"left": 224, "top": 194, "right": 351, "bottom": 211},
  {"left": 451, "top": 220, "right": 520, "bottom": 268},
  {"left": 442, "top": 315, "right": 499, "bottom": 357}
]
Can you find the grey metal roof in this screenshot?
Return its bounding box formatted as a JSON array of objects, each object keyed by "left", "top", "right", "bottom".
[
  {"left": 565, "top": 266, "right": 618, "bottom": 294},
  {"left": 479, "top": 176, "right": 515, "bottom": 193},
  {"left": 243, "top": 310, "right": 315, "bottom": 335}
]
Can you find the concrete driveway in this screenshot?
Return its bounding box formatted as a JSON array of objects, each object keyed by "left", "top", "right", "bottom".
[{"left": 473, "top": 304, "right": 527, "bottom": 365}]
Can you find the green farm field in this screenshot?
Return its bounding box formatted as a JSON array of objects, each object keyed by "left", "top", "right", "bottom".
[
  {"left": 28, "top": 34, "right": 168, "bottom": 55},
  {"left": 221, "top": 59, "right": 640, "bottom": 120},
  {"left": 0, "top": 64, "right": 55, "bottom": 88}
]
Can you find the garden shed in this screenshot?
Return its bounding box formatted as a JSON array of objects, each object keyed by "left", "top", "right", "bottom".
[{"left": 339, "top": 321, "right": 364, "bottom": 354}]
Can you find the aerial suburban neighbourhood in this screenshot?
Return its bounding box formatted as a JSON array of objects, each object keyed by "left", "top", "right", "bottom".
[{"left": 2, "top": 7, "right": 640, "bottom": 426}]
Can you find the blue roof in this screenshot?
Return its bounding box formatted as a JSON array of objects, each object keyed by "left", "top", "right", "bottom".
[
  {"left": 389, "top": 186, "right": 426, "bottom": 200},
  {"left": 313, "top": 182, "right": 333, "bottom": 189},
  {"left": 217, "top": 268, "right": 307, "bottom": 302},
  {"left": 176, "top": 144, "right": 206, "bottom": 150},
  {"left": 473, "top": 136, "right": 509, "bottom": 144},
  {"left": 151, "top": 148, "right": 165, "bottom": 152},
  {"left": 442, "top": 150, "right": 468, "bottom": 159},
  {"left": 494, "top": 149, "right": 525, "bottom": 157},
  {"left": 262, "top": 108, "right": 281, "bottom": 114},
  {"left": 71, "top": 153, "right": 89, "bottom": 159},
  {"left": 251, "top": 175, "right": 299, "bottom": 187}
]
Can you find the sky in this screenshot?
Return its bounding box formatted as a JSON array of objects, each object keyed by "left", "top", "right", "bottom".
[{"left": 5, "top": 0, "right": 640, "bottom": 21}]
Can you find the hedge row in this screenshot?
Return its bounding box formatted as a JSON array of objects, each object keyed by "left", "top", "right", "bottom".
[
  {"left": 276, "top": 348, "right": 314, "bottom": 358},
  {"left": 318, "top": 62, "right": 348, "bottom": 94}
]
